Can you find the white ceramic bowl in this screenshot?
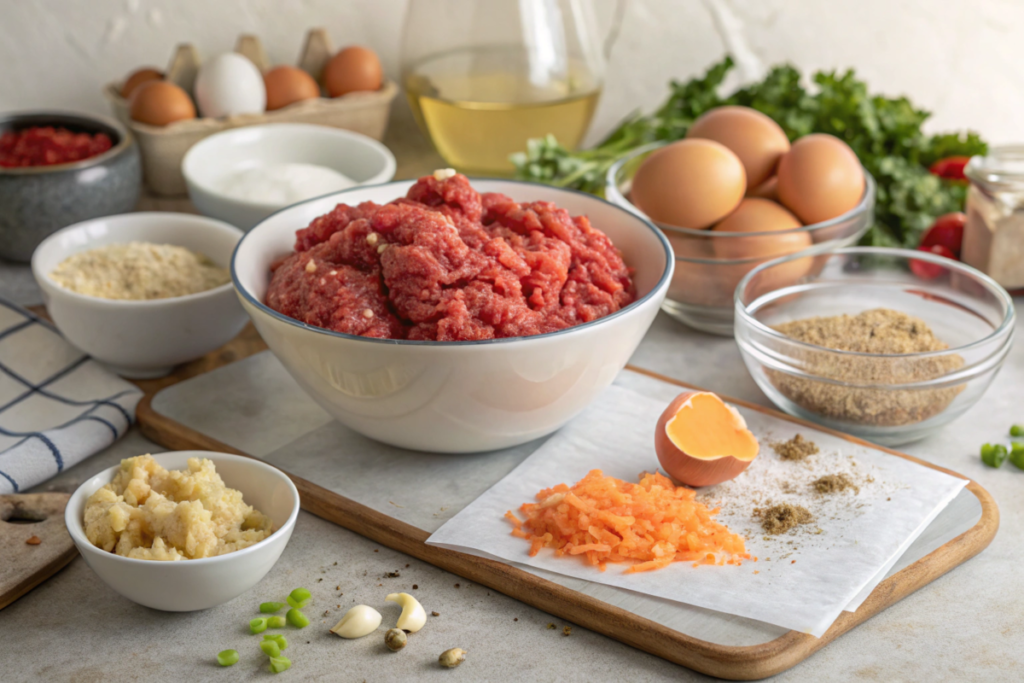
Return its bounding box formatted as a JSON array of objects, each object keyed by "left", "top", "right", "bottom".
[
  {"left": 65, "top": 451, "right": 300, "bottom": 612},
  {"left": 182, "top": 123, "right": 397, "bottom": 230},
  {"left": 32, "top": 212, "right": 249, "bottom": 378},
  {"left": 233, "top": 179, "right": 674, "bottom": 453}
]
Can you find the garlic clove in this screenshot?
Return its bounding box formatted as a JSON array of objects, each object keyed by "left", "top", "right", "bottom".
[
  {"left": 330, "top": 605, "right": 382, "bottom": 639},
  {"left": 385, "top": 592, "right": 426, "bottom": 633}
]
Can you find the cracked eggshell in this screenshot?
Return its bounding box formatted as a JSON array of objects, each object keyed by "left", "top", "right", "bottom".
[{"left": 655, "top": 391, "right": 759, "bottom": 487}]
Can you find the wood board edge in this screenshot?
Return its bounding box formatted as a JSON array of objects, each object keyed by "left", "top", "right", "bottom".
[{"left": 135, "top": 370, "right": 999, "bottom": 680}]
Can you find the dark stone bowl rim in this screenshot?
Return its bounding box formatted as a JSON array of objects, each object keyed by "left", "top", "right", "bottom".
[{"left": 0, "top": 110, "right": 135, "bottom": 176}]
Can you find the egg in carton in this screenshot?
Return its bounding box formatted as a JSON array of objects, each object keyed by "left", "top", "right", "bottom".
[{"left": 103, "top": 29, "right": 397, "bottom": 196}]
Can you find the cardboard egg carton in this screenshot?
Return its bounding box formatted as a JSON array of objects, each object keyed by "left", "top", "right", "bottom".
[{"left": 103, "top": 29, "right": 397, "bottom": 196}]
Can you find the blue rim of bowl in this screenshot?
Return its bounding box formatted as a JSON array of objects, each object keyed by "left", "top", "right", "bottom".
[
  {"left": 181, "top": 123, "right": 398, "bottom": 212},
  {"left": 734, "top": 246, "right": 1017, "bottom": 360},
  {"left": 0, "top": 110, "right": 134, "bottom": 176},
  {"left": 231, "top": 176, "right": 674, "bottom": 347},
  {"left": 605, "top": 141, "right": 877, "bottom": 241},
  {"left": 66, "top": 451, "right": 301, "bottom": 567}
]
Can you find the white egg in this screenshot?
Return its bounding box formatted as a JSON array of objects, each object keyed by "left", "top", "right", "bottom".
[{"left": 194, "top": 53, "right": 267, "bottom": 118}]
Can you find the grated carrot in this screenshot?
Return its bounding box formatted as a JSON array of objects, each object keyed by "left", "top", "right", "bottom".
[{"left": 505, "top": 469, "right": 749, "bottom": 573}]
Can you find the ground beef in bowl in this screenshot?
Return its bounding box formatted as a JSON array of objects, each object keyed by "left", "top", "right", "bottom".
[{"left": 265, "top": 173, "right": 635, "bottom": 341}]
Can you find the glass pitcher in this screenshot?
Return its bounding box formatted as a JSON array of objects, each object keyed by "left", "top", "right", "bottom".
[{"left": 400, "top": 0, "right": 623, "bottom": 175}]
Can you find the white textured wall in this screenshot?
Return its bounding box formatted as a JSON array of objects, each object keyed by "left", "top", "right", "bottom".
[{"left": 2, "top": 0, "right": 1022, "bottom": 145}]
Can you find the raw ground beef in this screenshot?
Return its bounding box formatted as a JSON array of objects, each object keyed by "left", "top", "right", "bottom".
[{"left": 265, "top": 173, "right": 635, "bottom": 341}]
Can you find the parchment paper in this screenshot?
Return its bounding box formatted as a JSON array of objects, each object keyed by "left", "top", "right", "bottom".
[{"left": 427, "top": 384, "right": 967, "bottom": 637}]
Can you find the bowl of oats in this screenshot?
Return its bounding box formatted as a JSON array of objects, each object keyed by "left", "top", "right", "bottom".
[
  {"left": 31, "top": 211, "right": 248, "bottom": 378},
  {"left": 735, "top": 246, "right": 1015, "bottom": 445}
]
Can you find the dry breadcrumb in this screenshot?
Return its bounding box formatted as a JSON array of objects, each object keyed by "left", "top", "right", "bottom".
[
  {"left": 769, "top": 309, "right": 964, "bottom": 426},
  {"left": 50, "top": 241, "right": 229, "bottom": 300}
]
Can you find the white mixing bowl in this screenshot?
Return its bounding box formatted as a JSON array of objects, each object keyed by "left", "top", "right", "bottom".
[
  {"left": 65, "top": 451, "right": 300, "bottom": 612},
  {"left": 32, "top": 212, "right": 248, "bottom": 378},
  {"left": 232, "top": 179, "right": 673, "bottom": 453},
  {"left": 183, "top": 123, "right": 396, "bottom": 230}
]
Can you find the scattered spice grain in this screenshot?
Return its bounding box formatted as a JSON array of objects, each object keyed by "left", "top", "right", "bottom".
[
  {"left": 563, "top": 626, "right": 572, "bottom": 636},
  {"left": 812, "top": 473, "right": 860, "bottom": 495},
  {"left": 412, "top": 584, "right": 418, "bottom": 589},
  {"left": 431, "top": 611, "right": 440, "bottom": 617},
  {"left": 26, "top": 535, "right": 41, "bottom": 545},
  {"left": 772, "top": 434, "right": 819, "bottom": 461},
  {"left": 769, "top": 309, "right": 964, "bottom": 426},
  {"left": 755, "top": 504, "right": 814, "bottom": 535},
  {"left": 547, "top": 623, "right": 556, "bottom": 630}
]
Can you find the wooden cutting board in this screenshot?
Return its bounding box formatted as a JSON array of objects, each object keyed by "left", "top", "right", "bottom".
[
  {"left": 128, "top": 332, "right": 999, "bottom": 680},
  {"left": 0, "top": 493, "right": 77, "bottom": 611}
]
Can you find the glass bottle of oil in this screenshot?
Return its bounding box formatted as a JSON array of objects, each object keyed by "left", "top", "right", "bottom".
[{"left": 400, "top": 0, "right": 620, "bottom": 176}]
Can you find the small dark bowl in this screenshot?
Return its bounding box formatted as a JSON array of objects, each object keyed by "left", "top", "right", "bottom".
[{"left": 0, "top": 111, "right": 141, "bottom": 262}]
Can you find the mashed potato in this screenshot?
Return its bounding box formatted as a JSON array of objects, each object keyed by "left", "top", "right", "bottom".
[{"left": 84, "top": 455, "right": 273, "bottom": 561}]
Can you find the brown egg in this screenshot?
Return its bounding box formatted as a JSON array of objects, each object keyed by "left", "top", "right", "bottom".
[
  {"left": 121, "top": 67, "right": 163, "bottom": 99},
  {"left": 323, "top": 46, "right": 383, "bottom": 97},
  {"left": 129, "top": 81, "right": 196, "bottom": 126},
  {"left": 777, "top": 134, "right": 865, "bottom": 224},
  {"left": 747, "top": 176, "right": 778, "bottom": 201},
  {"left": 687, "top": 106, "right": 790, "bottom": 188},
  {"left": 631, "top": 139, "right": 746, "bottom": 230},
  {"left": 713, "top": 198, "right": 812, "bottom": 295},
  {"left": 264, "top": 65, "right": 321, "bottom": 111}
]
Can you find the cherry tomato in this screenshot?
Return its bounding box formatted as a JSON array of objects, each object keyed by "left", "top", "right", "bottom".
[
  {"left": 929, "top": 156, "right": 970, "bottom": 182},
  {"left": 920, "top": 212, "right": 966, "bottom": 257},
  {"left": 910, "top": 244, "right": 956, "bottom": 280}
]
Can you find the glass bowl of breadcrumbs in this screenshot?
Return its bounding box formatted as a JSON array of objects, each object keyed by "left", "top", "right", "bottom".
[{"left": 735, "top": 247, "right": 1015, "bottom": 446}]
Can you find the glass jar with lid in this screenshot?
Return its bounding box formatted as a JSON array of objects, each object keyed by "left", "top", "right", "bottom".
[{"left": 963, "top": 146, "right": 1024, "bottom": 290}]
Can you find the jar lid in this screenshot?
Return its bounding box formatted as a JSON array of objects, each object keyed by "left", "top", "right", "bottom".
[{"left": 965, "top": 145, "right": 1024, "bottom": 191}]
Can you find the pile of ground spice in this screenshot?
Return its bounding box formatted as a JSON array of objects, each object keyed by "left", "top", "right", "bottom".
[
  {"left": 768, "top": 309, "right": 965, "bottom": 427},
  {"left": 755, "top": 503, "right": 814, "bottom": 535},
  {"left": 772, "top": 434, "right": 819, "bottom": 461},
  {"left": 812, "top": 474, "right": 860, "bottom": 495}
]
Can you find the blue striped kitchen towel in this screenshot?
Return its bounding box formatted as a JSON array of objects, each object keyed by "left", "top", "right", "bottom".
[{"left": 0, "top": 299, "right": 142, "bottom": 495}]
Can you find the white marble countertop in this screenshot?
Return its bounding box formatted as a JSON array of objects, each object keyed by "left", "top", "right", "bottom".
[{"left": 2, "top": 258, "right": 1022, "bottom": 681}]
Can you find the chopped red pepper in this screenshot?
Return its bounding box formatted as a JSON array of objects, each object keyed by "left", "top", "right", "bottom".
[
  {"left": 0, "top": 126, "right": 113, "bottom": 168},
  {"left": 928, "top": 156, "right": 970, "bottom": 182}
]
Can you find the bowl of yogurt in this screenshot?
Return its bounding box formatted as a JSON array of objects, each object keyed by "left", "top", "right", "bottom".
[{"left": 182, "top": 123, "right": 396, "bottom": 230}]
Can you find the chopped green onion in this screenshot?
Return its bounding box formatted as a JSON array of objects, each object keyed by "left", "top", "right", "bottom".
[
  {"left": 286, "top": 588, "right": 311, "bottom": 609},
  {"left": 260, "top": 602, "right": 286, "bottom": 613},
  {"left": 267, "top": 615, "right": 287, "bottom": 629},
  {"left": 1010, "top": 425, "right": 1024, "bottom": 437},
  {"left": 286, "top": 608, "right": 310, "bottom": 628},
  {"left": 260, "top": 640, "right": 281, "bottom": 658},
  {"left": 263, "top": 634, "right": 288, "bottom": 650},
  {"left": 1010, "top": 442, "right": 1024, "bottom": 470},
  {"left": 250, "top": 617, "right": 269, "bottom": 634},
  {"left": 216, "top": 650, "right": 239, "bottom": 667},
  {"left": 269, "top": 656, "right": 292, "bottom": 674},
  {"left": 980, "top": 443, "right": 1008, "bottom": 468}
]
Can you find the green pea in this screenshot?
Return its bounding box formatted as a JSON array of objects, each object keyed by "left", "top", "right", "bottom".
[
  {"left": 286, "top": 587, "right": 311, "bottom": 609},
  {"left": 269, "top": 656, "right": 292, "bottom": 674},
  {"left": 1010, "top": 425, "right": 1024, "bottom": 437},
  {"left": 250, "top": 617, "right": 269, "bottom": 634},
  {"left": 216, "top": 650, "right": 239, "bottom": 667},
  {"left": 260, "top": 602, "right": 286, "bottom": 613},
  {"left": 286, "top": 608, "right": 310, "bottom": 628},
  {"left": 267, "top": 615, "right": 287, "bottom": 629},
  {"left": 263, "top": 634, "right": 288, "bottom": 650},
  {"left": 260, "top": 640, "right": 281, "bottom": 658},
  {"left": 1010, "top": 443, "right": 1024, "bottom": 470},
  {"left": 980, "top": 443, "right": 1008, "bottom": 468}
]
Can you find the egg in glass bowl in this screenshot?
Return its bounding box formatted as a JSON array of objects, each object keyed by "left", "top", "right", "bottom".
[{"left": 606, "top": 118, "right": 875, "bottom": 336}]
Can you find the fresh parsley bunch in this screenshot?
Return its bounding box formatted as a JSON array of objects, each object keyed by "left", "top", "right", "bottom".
[{"left": 511, "top": 56, "right": 986, "bottom": 247}]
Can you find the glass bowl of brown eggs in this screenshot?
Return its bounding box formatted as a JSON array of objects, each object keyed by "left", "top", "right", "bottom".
[{"left": 605, "top": 110, "right": 875, "bottom": 336}]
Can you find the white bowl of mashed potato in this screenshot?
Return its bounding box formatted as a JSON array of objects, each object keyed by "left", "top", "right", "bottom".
[
  {"left": 65, "top": 451, "right": 299, "bottom": 612},
  {"left": 31, "top": 211, "right": 249, "bottom": 378}
]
